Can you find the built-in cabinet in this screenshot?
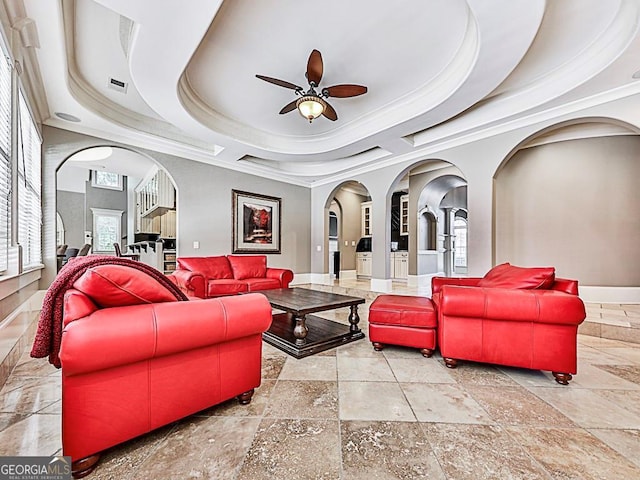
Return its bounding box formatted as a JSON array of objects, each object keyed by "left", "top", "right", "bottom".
[
  {"left": 130, "top": 240, "right": 176, "bottom": 274},
  {"left": 391, "top": 251, "right": 408, "bottom": 279},
  {"left": 136, "top": 168, "right": 176, "bottom": 240},
  {"left": 361, "top": 201, "right": 372, "bottom": 237},
  {"left": 356, "top": 252, "right": 372, "bottom": 277},
  {"left": 163, "top": 249, "right": 176, "bottom": 273},
  {"left": 400, "top": 195, "right": 409, "bottom": 236}
]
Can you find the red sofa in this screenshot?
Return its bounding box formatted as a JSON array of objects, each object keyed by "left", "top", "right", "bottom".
[
  {"left": 57, "top": 264, "right": 272, "bottom": 477},
  {"left": 169, "top": 255, "right": 294, "bottom": 298},
  {"left": 432, "top": 263, "right": 587, "bottom": 384}
]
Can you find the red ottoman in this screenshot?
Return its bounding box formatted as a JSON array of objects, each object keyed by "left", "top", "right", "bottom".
[{"left": 368, "top": 294, "right": 437, "bottom": 357}]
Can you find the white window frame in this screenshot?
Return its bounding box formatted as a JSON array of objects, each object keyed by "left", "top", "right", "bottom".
[
  {"left": 91, "top": 208, "right": 123, "bottom": 253},
  {"left": 17, "top": 90, "right": 42, "bottom": 270},
  {"left": 453, "top": 217, "right": 468, "bottom": 268},
  {"left": 0, "top": 51, "right": 11, "bottom": 273},
  {"left": 91, "top": 170, "right": 123, "bottom": 191}
]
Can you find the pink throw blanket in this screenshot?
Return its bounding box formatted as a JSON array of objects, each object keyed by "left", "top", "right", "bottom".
[{"left": 31, "top": 255, "right": 188, "bottom": 367}]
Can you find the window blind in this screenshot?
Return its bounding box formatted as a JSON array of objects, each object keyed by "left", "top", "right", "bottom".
[
  {"left": 17, "top": 91, "right": 41, "bottom": 268},
  {"left": 0, "top": 55, "right": 11, "bottom": 272}
]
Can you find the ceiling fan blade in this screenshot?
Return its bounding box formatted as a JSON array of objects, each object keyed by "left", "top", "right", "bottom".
[
  {"left": 322, "top": 101, "right": 338, "bottom": 121},
  {"left": 324, "top": 84, "right": 368, "bottom": 98},
  {"left": 306, "top": 49, "right": 323, "bottom": 86},
  {"left": 279, "top": 100, "right": 298, "bottom": 115},
  {"left": 255, "top": 74, "right": 302, "bottom": 91}
]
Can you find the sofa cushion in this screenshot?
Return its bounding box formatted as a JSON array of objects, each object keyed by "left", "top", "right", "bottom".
[
  {"left": 73, "top": 265, "right": 177, "bottom": 308},
  {"left": 177, "top": 256, "right": 234, "bottom": 280},
  {"left": 228, "top": 255, "right": 267, "bottom": 280},
  {"left": 207, "top": 279, "right": 249, "bottom": 297},
  {"left": 477, "top": 263, "right": 555, "bottom": 289},
  {"left": 245, "top": 277, "right": 281, "bottom": 291},
  {"left": 369, "top": 294, "right": 437, "bottom": 328},
  {"left": 63, "top": 289, "right": 98, "bottom": 326}
]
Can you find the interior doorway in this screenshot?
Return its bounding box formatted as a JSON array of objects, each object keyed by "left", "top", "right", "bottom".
[
  {"left": 328, "top": 209, "right": 339, "bottom": 278},
  {"left": 453, "top": 211, "right": 468, "bottom": 274}
]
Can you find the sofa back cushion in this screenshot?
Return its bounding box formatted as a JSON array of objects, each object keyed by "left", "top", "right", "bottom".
[
  {"left": 73, "top": 265, "right": 177, "bottom": 308},
  {"left": 228, "top": 255, "right": 267, "bottom": 280},
  {"left": 63, "top": 289, "right": 99, "bottom": 326},
  {"left": 177, "top": 256, "right": 234, "bottom": 280},
  {"left": 477, "top": 263, "right": 556, "bottom": 289}
]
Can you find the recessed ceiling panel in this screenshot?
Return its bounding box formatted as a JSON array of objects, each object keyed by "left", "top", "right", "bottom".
[{"left": 185, "top": 0, "right": 470, "bottom": 136}]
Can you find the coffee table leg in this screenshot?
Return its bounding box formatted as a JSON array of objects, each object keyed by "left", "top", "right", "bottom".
[
  {"left": 348, "top": 305, "right": 361, "bottom": 333},
  {"left": 293, "top": 314, "right": 308, "bottom": 345}
]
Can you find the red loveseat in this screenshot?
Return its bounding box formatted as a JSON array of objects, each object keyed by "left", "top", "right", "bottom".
[
  {"left": 432, "top": 263, "right": 587, "bottom": 384},
  {"left": 169, "top": 255, "right": 294, "bottom": 298},
  {"left": 57, "top": 264, "right": 272, "bottom": 477}
]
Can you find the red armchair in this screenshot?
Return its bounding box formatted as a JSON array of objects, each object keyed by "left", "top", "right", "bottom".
[
  {"left": 432, "top": 263, "right": 586, "bottom": 385},
  {"left": 169, "top": 255, "right": 293, "bottom": 298},
  {"left": 57, "top": 264, "right": 272, "bottom": 477}
]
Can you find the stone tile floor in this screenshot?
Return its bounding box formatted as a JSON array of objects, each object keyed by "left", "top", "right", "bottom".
[{"left": 1, "top": 283, "right": 640, "bottom": 479}]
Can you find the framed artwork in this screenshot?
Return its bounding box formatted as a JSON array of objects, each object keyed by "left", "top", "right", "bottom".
[{"left": 232, "top": 190, "right": 281, "bottom": 254}]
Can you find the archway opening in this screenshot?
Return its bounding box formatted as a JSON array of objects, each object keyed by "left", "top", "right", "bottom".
[
  {"left": 389, "top": 160, "right": 467, "bottom": 281},
  {"left": 56, "top": 146, "right": 178, "bottom": 272},
  {"left": 324, "top": 181, "right": 371, "bottom": 281}
]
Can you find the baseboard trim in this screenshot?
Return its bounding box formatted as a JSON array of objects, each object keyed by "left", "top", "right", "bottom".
[
  {"left": 1, "top": 290, "right": 45, "bottom": 387},
  {"left": 338, "top": 270, "right": 357, "bottom": 280},
  {"left": 305, "top": 273, "right": 332, "bottom": 285},
  {"left": 579, "top": 286, "right": 640, "bottom": 304},
  {"left": 407, "top": 273, "right": 444, "bottom": 288},
  {"left": 290, "top": 273, "right": 313, "bottom": 285},
  {"left": 371, "top": 278, "right": 393, "bottom": 293}
]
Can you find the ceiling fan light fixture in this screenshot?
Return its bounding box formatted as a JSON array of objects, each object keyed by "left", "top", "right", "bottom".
[{"left": 296, "top": 95, "right": 326, "bottom": 122}]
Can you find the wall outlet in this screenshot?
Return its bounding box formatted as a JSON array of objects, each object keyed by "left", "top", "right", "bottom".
[
  {"left": 316, "top": 245, "right": 322, "bottom": 252},
  {"left": 351, "top": 240, "right": 356, "bottom": 246},
  {"left": 193, "top": 241, "right": 200, "bottom": 249},
  {"left": 344, "top": 241, "right": 348, "bottom": 246}
]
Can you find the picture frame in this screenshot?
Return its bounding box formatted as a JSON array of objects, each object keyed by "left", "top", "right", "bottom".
[{"left": 232, "top": 190, "right": 281, "bottom": 254}]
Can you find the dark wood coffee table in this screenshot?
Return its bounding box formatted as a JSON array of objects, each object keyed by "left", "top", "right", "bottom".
[{"left": 257, "top": 287, "right": 366, "bottom": 358}]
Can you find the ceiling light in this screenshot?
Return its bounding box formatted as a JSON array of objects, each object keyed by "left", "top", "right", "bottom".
[
  {"left": 296, "top": 95, "right": 326, "bottom": 123},
  {"left": 54, "top": 112, "right": 81, "bottom": 122},
  {"left": 69, "top": 147, "right": 113, "bottom": 162}
]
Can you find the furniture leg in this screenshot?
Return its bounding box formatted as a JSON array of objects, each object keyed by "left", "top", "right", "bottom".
[
  {"left": 237, "top": 389, "right": 255, "bottom": 405},
  {"left": 293, "top": 314, "right": 308, "bottom": 344},
  {"left": 72, "top": 454, "right": 100, "bottom": 479},
  {"left": 372, "top": 342, "right": 384, "bottom": 351},
  {"left": 348, "top": 305, "right": 361, "bottom": 332},
  {"left": 420, "top": 348, "right": 434, "bottom": 358},
  {"left": 444, "top": 358, "right": 458, "bottom": 368},
  {"left": 552, "top": 372, "right": 573, "bottom": 385}
]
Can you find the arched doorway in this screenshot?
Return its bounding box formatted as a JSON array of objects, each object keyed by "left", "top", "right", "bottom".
[
  {"left": 328, "top": 206, "right": 340, "bottom": 278},
  {"left": 56, "top": 146, "right": 178, "bottom": 272},
  {"left": 324, "top": 181, "right": 371, "bottom": 281}
]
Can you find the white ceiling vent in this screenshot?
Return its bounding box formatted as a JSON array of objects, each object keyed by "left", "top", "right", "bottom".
[{"left": 107, "top": 77, "right": 128, "bottom": 93}]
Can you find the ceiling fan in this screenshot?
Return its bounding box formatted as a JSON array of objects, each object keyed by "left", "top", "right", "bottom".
[{"left": 256, "top": 49, "right": 368, "bottom": 123}]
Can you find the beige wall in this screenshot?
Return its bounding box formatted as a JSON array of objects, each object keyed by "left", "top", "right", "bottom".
[{"left": 495, "top": 135, "right": 640, "bottom": 286}]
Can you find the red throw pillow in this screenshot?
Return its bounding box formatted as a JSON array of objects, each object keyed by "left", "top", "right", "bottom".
[
  {"left": 176, "top": 256, "right": 233, "bottom": 280},
  {"left": 73, "top": 265, "right": 177, "bottom": 308},
  {"left": 228, "top": 255, "right": 267, "bottom": 280},
  {"left": 477, "top": 262, "right": 555, "bottom": 289}
]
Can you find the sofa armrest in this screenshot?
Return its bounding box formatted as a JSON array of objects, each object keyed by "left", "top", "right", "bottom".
[
  {"left": 431, "top": 276, "right": 481, "bottom": 295},
  {"left": 438, "top": 285, "right": 586, "bottom": 326},
  {"left": 266, "top": 268, "right": 294, "bottom": 288},
  {"left": 169, "top": 269, "right": 206, "bottom": 298},
  {"left": 60, "top": 293, "right": 273, "bottom": 376}
]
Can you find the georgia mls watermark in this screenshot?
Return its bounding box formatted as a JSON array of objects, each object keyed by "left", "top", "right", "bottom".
[{"left": 0, "top": 456, "right": 71, "bottom": 480}]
